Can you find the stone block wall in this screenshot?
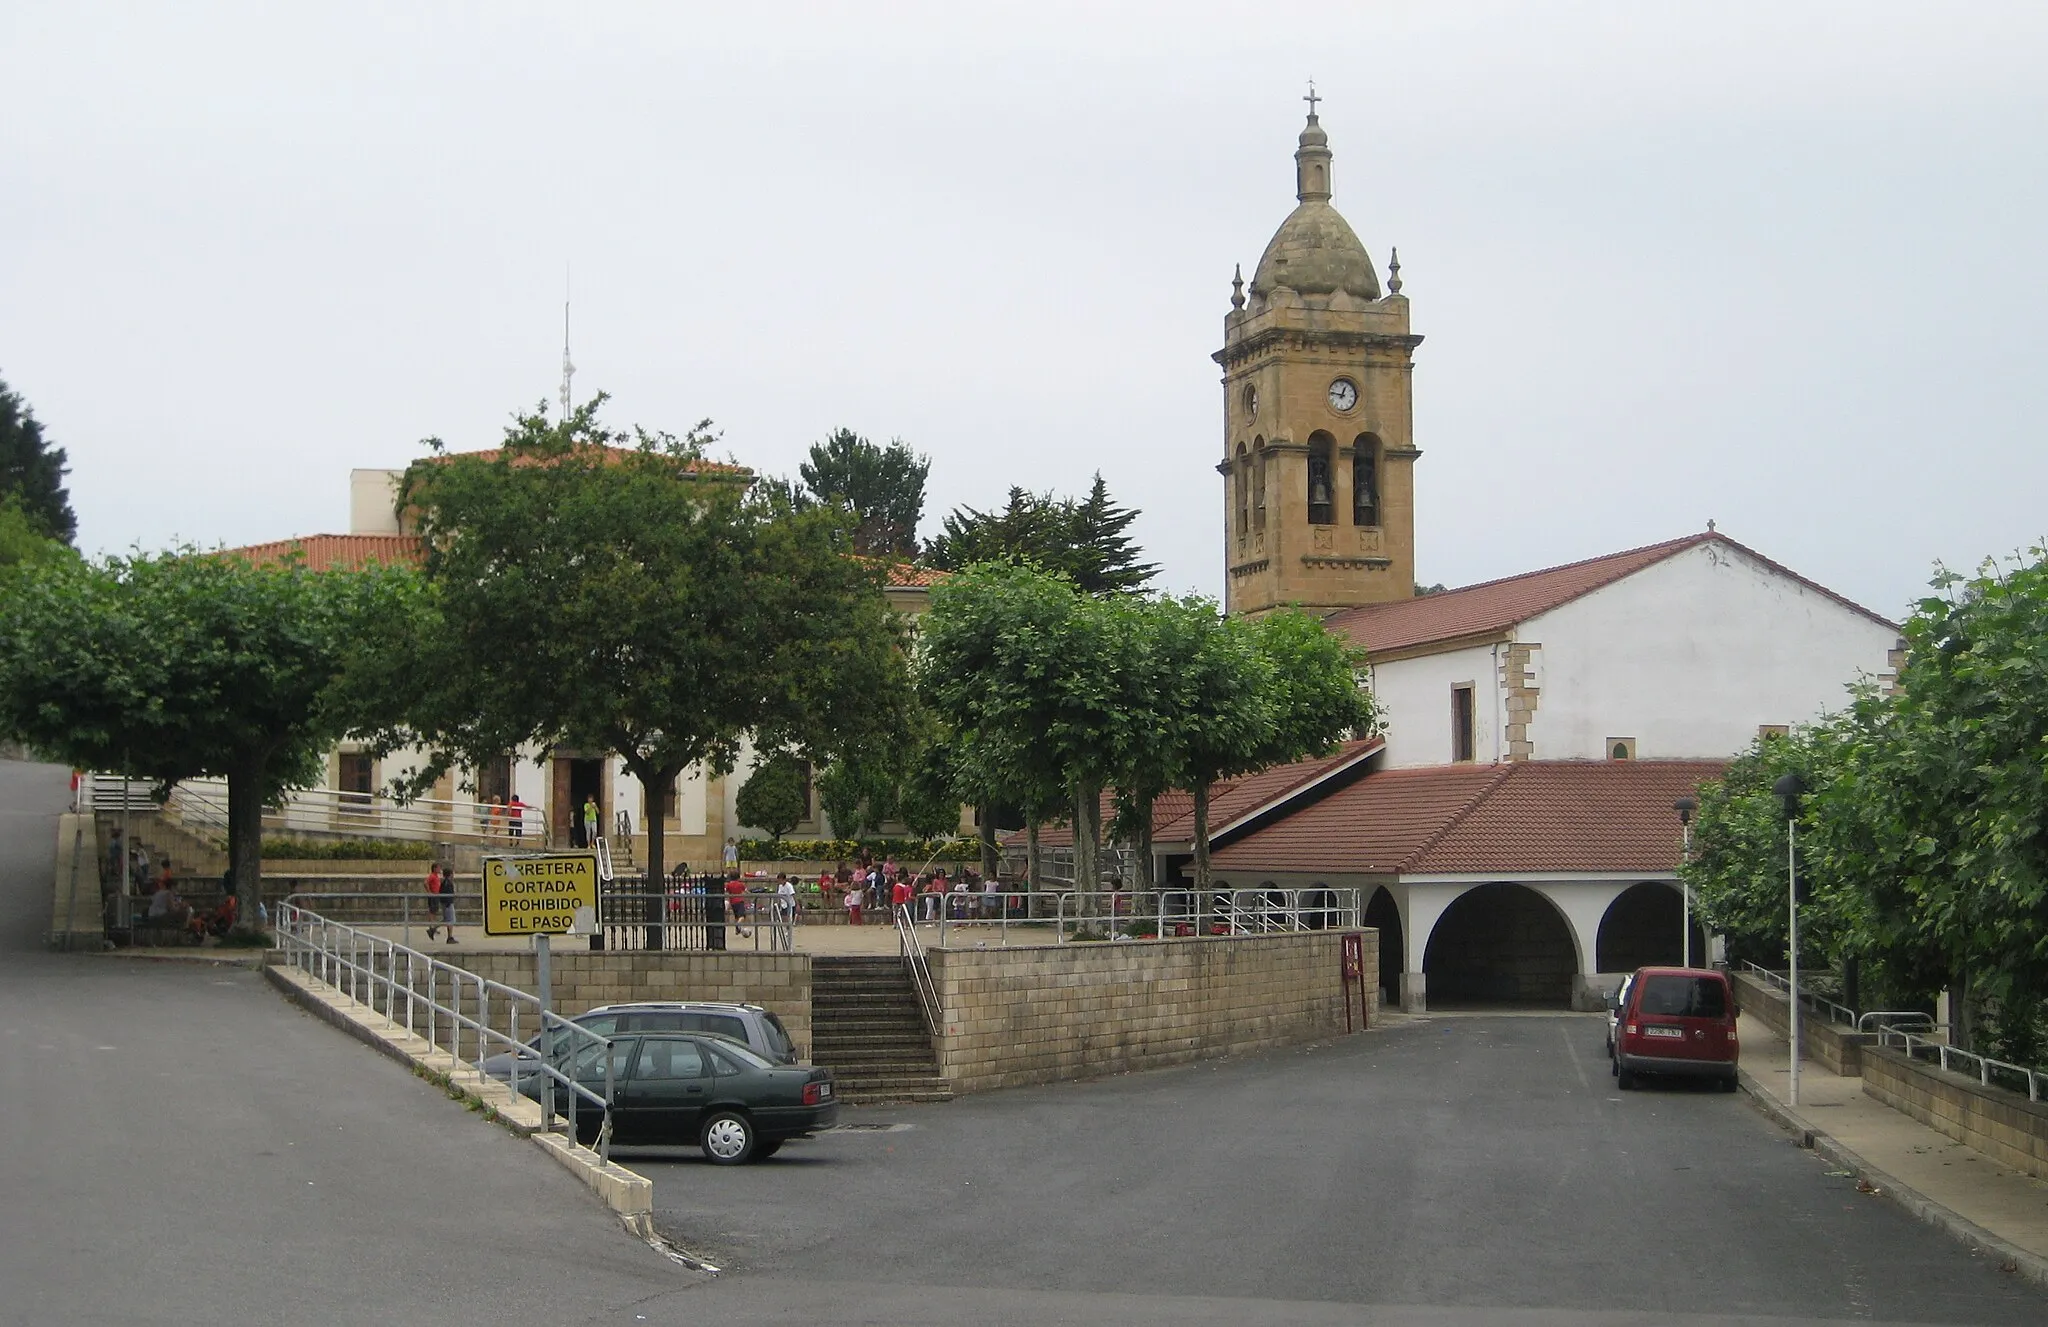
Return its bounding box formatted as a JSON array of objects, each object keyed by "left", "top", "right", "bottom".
[
  {"left": 1863, "top": 1044, "right": 2048, "bottom": 1181},
  {"left": 437, "top": 951, "right": 812, "bottom": 1061},
  {"left": 1731, "top": 971, "right": 1869, "bottom": 1076},
  {"left": 927, "top": 930, "right": 1374, "bottom": 1095}
]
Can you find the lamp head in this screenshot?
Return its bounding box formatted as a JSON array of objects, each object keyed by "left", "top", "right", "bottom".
[
  {"left": 1673, "top": 796, "right": 1698, "bottom": 826},
  {"left": 1771, "top": 772, "right": 1808, "bottom": 821}
]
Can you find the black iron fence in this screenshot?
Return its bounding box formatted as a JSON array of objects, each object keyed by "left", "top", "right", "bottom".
[{"left": 594, "top": 873, "right": 760, "bottom": 953}]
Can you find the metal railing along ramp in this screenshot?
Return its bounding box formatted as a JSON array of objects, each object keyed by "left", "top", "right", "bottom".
[
  {"left": 274, "top": 901, "right": 618, "bottom": 1158},
  {"left": 84, "top": 773, "right": 551, "bottom": 849}
]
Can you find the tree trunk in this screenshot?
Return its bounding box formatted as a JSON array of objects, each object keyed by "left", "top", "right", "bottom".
[
  {"left": 1952, "top": 956, "right": 1978, "bottom": 1053},
  {"left": 630, "top": 758, "right": 682, "bottom": 952},
  {"left": 1073, "top": 780, "right": 1102, "bottom": 926},
  {"left": 977, "top": 802, "right": 998, "bottom": 879},
  {"left": 1135, "top": 797, "right": 1155, "bottom": 892},
  {"left": 1026, "top": 816, "right": 1042, "bottom": 893},
  {"left": 1191, "top": 781, "right": 1212, "bottom": 912},
  {"left": 227, "top": 757, "right": 267, "bottom": 935}
]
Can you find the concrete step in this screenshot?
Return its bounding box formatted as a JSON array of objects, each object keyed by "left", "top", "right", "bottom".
[
  {"left": 812, "top": 1044, "right": 939, "bottom": 1064},
  {"left": 812, "top": 1022, "right": 928, "bottom": 1041}
]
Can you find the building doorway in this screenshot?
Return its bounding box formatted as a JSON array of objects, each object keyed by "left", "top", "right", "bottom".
[
  {"left": 1363, "top": 886, "right": 1403, "bottom": 1006},
  {"left": 1422, "top": 883, "right": 1577, "bottom": 1008},
  {"left": 1597, "top": 882, "right": 1706, "bottom": 972},
  {"left": 553, "top": 757, "right": 604, "bottom": 848}
]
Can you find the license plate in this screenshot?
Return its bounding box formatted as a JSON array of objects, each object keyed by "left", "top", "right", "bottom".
[
  {"left": 817, "top": 1083, "right": 833, "bottom": 1098},
  {"left": 1644, "top": 1026, "right": 1684, "bottom": 1039}
]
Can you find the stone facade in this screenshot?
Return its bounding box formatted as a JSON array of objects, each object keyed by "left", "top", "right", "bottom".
[
  {"left": 926, "top": 931, "right": 1376, "bottom": 1095},
  {"left": 440, "top": 951, "right": 813, "bottom": 1062},
  {"left": 1218, "top": 111, "right": 1420, "bottom": 617},
  {"left": 1499, "top": 642, "right": 1542, "bottom": 760}
]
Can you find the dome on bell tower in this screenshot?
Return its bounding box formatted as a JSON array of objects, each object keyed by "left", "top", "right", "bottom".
[{"left": 1247, "top": 109, "right": 1381, "bottom": 303}]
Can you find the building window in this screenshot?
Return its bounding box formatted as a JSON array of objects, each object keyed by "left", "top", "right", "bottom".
[
  {"left": 1353, "top": 433, "right": 1380, "bottom": 527},
  {"left": 1451, "top": 685, "right": 1475, "bottom": 763},
  {"left": 1307, "top": 432, "right": 1335, "bottom": 525},
  {"left": 1252, "top": 439, "right": 1268, "bottom": 531},
  {"left": 1234, "top": 443, "right": 1249, "bottom": 538},
  {"left": 1608, "top": 738, "right": 1637, "bottom": 760}
]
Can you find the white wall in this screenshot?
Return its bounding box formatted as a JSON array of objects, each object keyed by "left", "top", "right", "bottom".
[
  {"left": 1367, "top": 642, "right": 1502, "bottom": 769},
  {"left": 348, "top": 469, "right": 402, "bottom": 534},
  {"left": 1523, "top": 542, "right": 1897, "bottom": 761},
  {"left": 613, "top": 759, "right": 710, "bottom": 837}
]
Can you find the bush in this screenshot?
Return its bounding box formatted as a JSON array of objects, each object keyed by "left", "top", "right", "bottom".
[
  {"left": 734, "top": 836, "right": 977, "bottom": 864},
  {"left": 261, "top": 838, "right": 437, "bottom": 861}
]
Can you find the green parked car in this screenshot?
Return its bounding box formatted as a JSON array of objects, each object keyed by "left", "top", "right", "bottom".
[{"left": 531, "top": 1031, "right": 838, "bottom": 1164}]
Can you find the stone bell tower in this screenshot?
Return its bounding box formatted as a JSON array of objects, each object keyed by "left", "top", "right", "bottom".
[{"left": 1216, "top": 93, "right": 1422, "bottom": 617}]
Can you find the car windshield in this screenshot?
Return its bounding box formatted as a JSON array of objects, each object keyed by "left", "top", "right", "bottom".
[
  {"left": 1637, "top": 975, "right": 1727, "bottom": 1019},
  {"left": 762, "top": 1013, "right": 794, "bottom": 1059}
]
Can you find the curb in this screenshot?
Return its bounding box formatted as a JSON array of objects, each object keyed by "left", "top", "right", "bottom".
[
  {"left": 1738, "top": 1067, "right": 2048, "bottom": 1292},
  {"left": 264, "top": 964, "right": 655, "bottom": 1236}
]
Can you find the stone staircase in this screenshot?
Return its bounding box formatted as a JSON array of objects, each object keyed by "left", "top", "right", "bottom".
[{"left": 809, "top": 955, "right": 952, "bottom": 1105}]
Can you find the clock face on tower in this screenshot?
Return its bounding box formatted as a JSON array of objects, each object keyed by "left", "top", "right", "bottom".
[{"left": 1328, "top": 378, "right": 1359, "bottom": 412}]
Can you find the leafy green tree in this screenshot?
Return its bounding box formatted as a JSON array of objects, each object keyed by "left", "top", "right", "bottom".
[
  {"left": 925, "top": 475, "right": 1157, "bottom": 594},
  {"left": 736, "top": 752, "right": 811, "bottom": 847},
  {"left": 0, "top": 497, "right": 67, "bottom": 569},
  {"left": 0, "top": 376, "right": 76, "bottom": 543},
  {"left": 817, "top": 751, "right": 900, "bottom": 841},
  {"left": 797, "top": 428, "right": 930, "bottom": 558},
  {"left": 0, "top": 548, "right": 420, "bottom": 926},
  {"left": 386, "top": 395, "right": 912, "bottom": 896}
]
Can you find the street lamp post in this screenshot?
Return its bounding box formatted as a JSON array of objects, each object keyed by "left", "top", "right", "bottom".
[
  {"left": 1773, "top": 773, "right": 1808, "bottom": 1108},
  {"left": 1673, "top": 796, "right": 1698, "bottom": 967}
]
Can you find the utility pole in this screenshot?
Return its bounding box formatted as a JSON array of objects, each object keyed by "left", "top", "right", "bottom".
[
  {"left": 559, "top": 264, "right": 575, "bottom": 424},
  {"left": 1773, "top": 773, "right": 1808, "bottom": 1108}
]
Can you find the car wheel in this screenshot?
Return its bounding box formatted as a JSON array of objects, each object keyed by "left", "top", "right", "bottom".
[
  {"left": 1617, "top": 1068, "right": 1637, "bottom": 1091},
  {"left": 700, "top": 1111, "right": 755, "bottom": 1165},
  {"left": 1722, "top": 1073, "right": 1740, "bottom": 1093},
  {"left": 752, "top": 1139, "right": 782, "bottom": 1161}
]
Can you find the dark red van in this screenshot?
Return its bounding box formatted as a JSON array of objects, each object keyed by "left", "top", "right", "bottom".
[{"left": 1613, "top": 966, "right": 1739, "bottom": 1091}]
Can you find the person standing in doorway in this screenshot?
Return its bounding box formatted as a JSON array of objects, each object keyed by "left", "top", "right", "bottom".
[{"left": 581, "top": 796, "right": 600, "bottom": 851}]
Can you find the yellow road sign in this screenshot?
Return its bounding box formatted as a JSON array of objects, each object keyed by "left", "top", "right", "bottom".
[{"left": 481, "top": 853, "right": 599, "bottom": 936}]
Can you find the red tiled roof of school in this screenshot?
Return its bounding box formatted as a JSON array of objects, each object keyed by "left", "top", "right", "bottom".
[
  {"left": 227, "top": 534, "right": 425, "bottom": 572},
  {"left": 1208, "top": 758, "right": 1728, "bottom": 877},
  {"left": 1001, "top": 737, "right": 1384, "bottom": 851},
  {"left": 882, "top": 563, "right": 949, "bottom": 588},
  {"left": 1325, "top": 532, "right": 1896, "bottom": 657}
]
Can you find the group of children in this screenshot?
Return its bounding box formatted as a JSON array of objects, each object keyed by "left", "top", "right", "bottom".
[{"left": 829, "top": 858, "right": 998, "bottom": 925}]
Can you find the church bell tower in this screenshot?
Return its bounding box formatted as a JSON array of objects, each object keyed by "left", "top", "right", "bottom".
[{"left": 1216, "top": 93, "right": 1422, "bottom": 616}]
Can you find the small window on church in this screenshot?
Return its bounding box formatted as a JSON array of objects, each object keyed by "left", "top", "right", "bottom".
[
  {"left": 1608, "top": 738, "right": 1636, "bottom": 760},
  {"left": 1307, "top": 433, "right": 1335, "bottom": 525},
  {"left": 1353, "top": 434, "right": 1380, "bottom": 527},
  {"left": 1451, "top": 686, "right": 1475, "bottom": 763},
  {"left": 1252, "top": 440, "right": 1268, "bottom": 532}
]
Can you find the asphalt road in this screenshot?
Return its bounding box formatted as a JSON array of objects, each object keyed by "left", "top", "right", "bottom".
[
  {"left": 629, "top": 1015, "right": 2048, "bottom": 1323},
  {"left": 8, "top": 757, "right": 2048, "bottom": 1325},
  {"left": 0, "top": 759, "right": 694, "bottom": 1326}
]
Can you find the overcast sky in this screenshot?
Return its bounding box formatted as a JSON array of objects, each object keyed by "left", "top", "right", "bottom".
[{"left": 4, "top": 2, "right": 2044, "bottom": 620}]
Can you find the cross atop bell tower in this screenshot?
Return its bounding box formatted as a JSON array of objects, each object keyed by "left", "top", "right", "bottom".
[{"left": 1214, "top": 98, "right": 1424, "bottom": 617}]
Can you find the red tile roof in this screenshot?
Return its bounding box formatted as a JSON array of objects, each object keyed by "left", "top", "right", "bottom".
[
  {"left": 1209, "top": 759, "right": 1727, "bottom": 877},
  {"left": 226, "top": 534, "right": 424, "bottom": 572},
  {"left": 1001, "top": 738, "right": 1383, "bottom": 850},
  {"left": 1326, "top": 532, "right": 1896, "bottom": 657},
  {"left": 881, "top": 563, "right": 949, "bottom": 589}
]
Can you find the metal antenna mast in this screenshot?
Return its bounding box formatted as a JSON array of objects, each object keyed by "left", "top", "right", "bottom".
[{"left": 559, "top": 264, "right": 576, "bottom": 423}]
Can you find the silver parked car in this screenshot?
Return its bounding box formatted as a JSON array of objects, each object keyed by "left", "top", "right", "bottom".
[{"left": 481, "top": 1001, "right": 799, "bottom": 1083}]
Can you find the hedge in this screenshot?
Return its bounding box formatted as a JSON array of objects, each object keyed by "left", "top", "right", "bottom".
[
  {"left": 736, "top": 837, "right": 980, "bottom": 864},
  {"left": 261, "top": 838, "right": 438, "bottom": 861}
]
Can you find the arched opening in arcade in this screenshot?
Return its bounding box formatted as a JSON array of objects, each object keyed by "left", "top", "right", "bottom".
[
  {"left": 1363, "top": 886, "right": 1403, "bottom": 1006},
  {"left": 1422, "top": 883, "right": 1577, "bottom": 1008},
  {"left": 1596, "top": 882, "right": 1708, "bottom": 973}
]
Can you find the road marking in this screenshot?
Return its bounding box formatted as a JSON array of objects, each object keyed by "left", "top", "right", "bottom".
[{"left": 1560, "top": 1024, "right": 1593, "bottom": 1092}]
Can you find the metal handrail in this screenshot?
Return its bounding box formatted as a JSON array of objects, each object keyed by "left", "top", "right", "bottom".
[
  {"left": 894, "top": 903, "right": 942, "bottom": 1037},
  {"left": 91, "top": 774, "right": 551, "bottom": 848},
  {"left": 274, "top": 902, "right": 616, "bottom": 1157},
  {"left": 1734, "top": 960, "right": 1861, "bottom": 1029},
  {"left": 1875, "top": 1024, "right": 2045, "bottom": 1104},
  {"left": 1052, "top": 886, "right": 1360, "bottom": 943},
  {"left": 1856, "top": 1010, "right": 1939, "bottom": 1034}
]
